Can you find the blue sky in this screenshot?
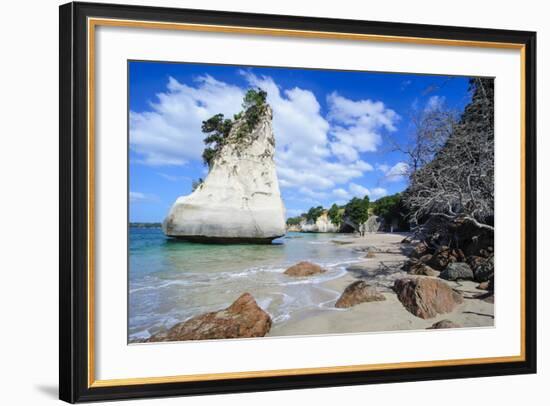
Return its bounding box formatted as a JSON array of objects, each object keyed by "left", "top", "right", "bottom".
[{"left": 129, "top": 61, "right": 473, "bottom": 222}]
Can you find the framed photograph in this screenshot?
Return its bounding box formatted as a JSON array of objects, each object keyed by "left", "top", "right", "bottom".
[{"left": 59, "top": 1, "right": 536, "bottom": 403}]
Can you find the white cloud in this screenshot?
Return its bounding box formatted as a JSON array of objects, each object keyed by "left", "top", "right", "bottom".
[
  {"left": 157, "top": 173, "right": 190, "bottom": 182},
  {"left": 332, "top": 184, "right": 387, "bottom": 201},
  {"left": 348, "top": 183, "right": 370, "bottom": 198},
  {"left": 327, "top": 92, "right": 399, "bottom": 130},
  {"left": 298, "top": 186, "right": 328, "bottom": 200},
  {"left": 130, "top": 192, "right": 146, "bottom": 202},
  {"left": 130, "top": 75, "right": 244, "bottom": 166},
  {"left": 241, "top": 72, "right": 376, "bottom": 195},
  {"left": 333, "top": 188, "right": 350, "bottom": 200},
  {"left": 376, "top": 163, "right": 390, "bottom": 173},
  {"left": 425, "top": 95, "right": 446, "bottom": 112},
  {"left": 130, "top": 72, "right": 398, "bottom": 204},
  {"left": 384, "top": 162, "right": 409, "bottom": 182},
  {"left": 329, "top": 142, "right": 359, "bottom": 162},
  {"left": 130, "top": 191, "right": 158, "bottom": 203},
  {"left": 371, "top": 187, "right": 388, "bottom": 199},
  {"left": 327, "top": 92, "right": 399, "bottom": 162},
  {"left": 286, "top": 208, "right": 306, "bottom": 218}
]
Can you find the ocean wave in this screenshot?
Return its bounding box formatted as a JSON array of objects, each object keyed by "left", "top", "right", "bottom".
[
  {"left": 272, "top": 314, "right": 291, "bottom": 323},
  {"left": 129, "top": 278, "right": 196, "bottom": 293},
  {"left": 130, "top": 329, "right": 151, "bottom": 340},
  {"left": 130, "top": 256, "right": 361, "bottom": 295},
  {"left": 128, "top": 246, "right": 366, "bottom": 337}
]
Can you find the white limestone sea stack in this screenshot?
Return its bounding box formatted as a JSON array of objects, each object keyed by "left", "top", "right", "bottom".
[{"left": 163, "top": 105, "right": 286, "bottom": 243}]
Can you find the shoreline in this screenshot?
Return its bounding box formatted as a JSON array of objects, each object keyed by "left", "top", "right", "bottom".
[
  {"left": 268, "top": 232, "right": 494, "bottom": 337},
  {"left": 129, "top": 231, "right": 494, "bottom": 342}
]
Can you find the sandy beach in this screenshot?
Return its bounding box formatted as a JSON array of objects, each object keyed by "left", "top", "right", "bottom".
[
  {"left": 129, "top": 229, "right": 494, "bottom": 342},
  {"left": 269, "top": 232, "right": 494, "bottom": 337}
]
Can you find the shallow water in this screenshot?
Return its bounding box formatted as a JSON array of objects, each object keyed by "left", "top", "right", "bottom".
[{"left": 128, "top": 228, "right": 361, "bottom": 340}]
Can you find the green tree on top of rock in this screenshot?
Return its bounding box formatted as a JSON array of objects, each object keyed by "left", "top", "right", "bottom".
[
  {"left": 201, "top": 88, "right": 268, "bottom": 169},
  {"left": 235, "top": 88, "right": 268, "bottom": 140},
  {"left": 201, "top": 114, "right": 233, "bottom": 167}
]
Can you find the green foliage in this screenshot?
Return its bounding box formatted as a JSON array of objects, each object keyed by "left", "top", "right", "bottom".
[
  {"left": 305, "top": 206, "right": 324, "bottom": 222},
  {"left": 372, "top": 193, "right": 409, "bottom": 230},
  {"left": 201, "top": 113, "right": 232, "bottom": 138},
  {"left": 201, "top": 148, "right": 217, "bottom": 168},
  {"left": 243, "top": 88, "right": 268, "bottom": 109},
  {"left": 344, "top": 196, "right": 370, "bottom": 227},
  {"left": 327, "top": 203, "right": 343, "bottom": 226},
  {"left": 235, "top": 88, "right": 268, "bottom": 140},
  {"left": 201, "top": 88, "right": 268, "bottom": 168},
  {"left": 286, "top": 216, "right": 304, "bottom": 226},
  {"left": 201, "top": 114, "right": 234, "bottom": 167},
  {"left": 371, "top": 193, "right": 400, "bottom": 221}
]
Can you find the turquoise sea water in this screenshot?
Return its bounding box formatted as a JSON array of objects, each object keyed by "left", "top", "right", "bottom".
[{"left": 129, "top": 228, "right": 361, "bottom": 340}]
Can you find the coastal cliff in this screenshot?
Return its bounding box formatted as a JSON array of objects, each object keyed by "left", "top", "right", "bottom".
[
  {"left": 300, "top": 212, "right": 340, "bottom": 233},
  {"left": 163, "top": 105, "right": 286, "bottom": 243}
]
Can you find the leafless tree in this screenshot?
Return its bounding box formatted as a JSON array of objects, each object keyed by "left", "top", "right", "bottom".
[
  {"left": 390, "top": 106, "right": 458, "bottom": 175},
  {"left": 403, "top": 78, "right": 495, "bottom": 241}
]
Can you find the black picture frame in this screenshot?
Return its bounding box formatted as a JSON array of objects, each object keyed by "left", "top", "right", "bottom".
[{"left": 59, "top": 1, "right": 537, "bottom": 403}]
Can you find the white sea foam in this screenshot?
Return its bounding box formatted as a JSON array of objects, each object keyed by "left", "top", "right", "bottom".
[
  {"left": 129, "top": 229, "right": 369, "bottom": 340},
  {"left": 131, "top": 329, "right": 152, "bottom": 340}
]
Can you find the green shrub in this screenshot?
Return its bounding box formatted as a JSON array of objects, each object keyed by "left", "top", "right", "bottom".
[
  {"left": 201, "top": 88, "right": 268, "bottom": 169},
  {"left": 328, "top": 203, "right": 343, "bottom": 225},
  {"left": 305, "top": 206, "right": 324, "bottom": 222},
  {"left": 344, "top": 196, "right": 370, "bottom": 228},
  {"left": 286, "top": 216, "right": 304, "bottom": 226}
]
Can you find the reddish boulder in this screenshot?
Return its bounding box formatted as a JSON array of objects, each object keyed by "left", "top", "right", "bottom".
[
  {"left": 419, "top": 254, "right": 433, "bottom": 263},
  {"left": 147, "top": 293, "right": 272, "bottom": 342},
  {"left": 477, "top": 281, "right": 490, "bottom": 290},
  {"left": 410, "top": 264, "right": 440, "bottom": 277},
  {"left": 426, "top": 246, "right": 464, "bottom": 270},
  {"left": 284, "top": 261, "right": 326, "bottom": 277},
  {"left": 410, "top": 242, "right": 430, "bottom": 259},
  {"left": 335, "top": 281, "right": 386, "bottom": 308},
  {"left": 476, "top": 276, "right": 494, "bottom": 303},
  {"left": 427, "top": 319, "right": 462, "bottom": 329},
  {"left": 403, "top": 259, "right": 439, "bottom": 277},
  {"left": 393, "top": 277, "right": 463, "bottom": 319}
]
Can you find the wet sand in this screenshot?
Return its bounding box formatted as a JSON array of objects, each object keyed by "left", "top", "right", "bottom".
[{"left": 268, "top": 232, "right": 494, "bottom": 337}]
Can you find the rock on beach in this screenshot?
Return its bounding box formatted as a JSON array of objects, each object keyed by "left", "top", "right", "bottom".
[
  {"left": 335, "top": 281, "right": 386, "bottom": 308},
  {"left": 163, "top": 105, "right": 286, "bottom": 243},
  {"left": 284, "top": 261, "right": 326, "bottom": 277},
  {"left": 393, "top": 277, "right": 463, "bottom": 319},
  {"left": 147, "top": 293, "right": 272, "bottom": 342},
  {"left": 427, "top": 319, "right": 462, "bottom": 329}
]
